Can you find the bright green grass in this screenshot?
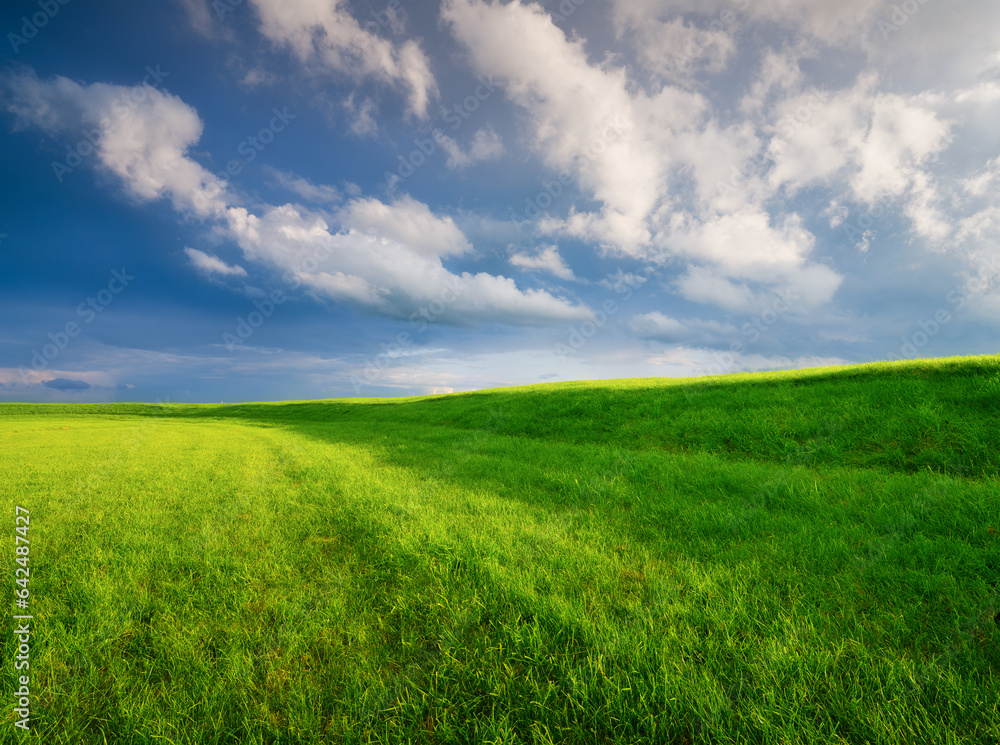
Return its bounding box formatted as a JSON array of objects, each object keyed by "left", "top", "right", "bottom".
[{"left": 1, "top": 354, "right": 998, "bottom": 744}]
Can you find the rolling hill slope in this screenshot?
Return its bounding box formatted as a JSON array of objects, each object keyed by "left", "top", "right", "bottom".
[{"left": 1, "top": 355, "right": 997, "bottom": 744}]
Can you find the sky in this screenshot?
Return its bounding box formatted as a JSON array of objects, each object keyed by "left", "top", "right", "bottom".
[{"left": 1, "top": 0, "right": 998, "bottom": 403}]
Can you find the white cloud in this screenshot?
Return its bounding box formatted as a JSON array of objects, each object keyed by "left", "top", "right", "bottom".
[
  {"left": 957, "top": 203, "right": 1000, "bottom": 247},
  {"left": 469, "top": 126, "right": 505, "bottom": 160},
  {"left": 674, "top": 267, "right": 756, "bottom": 313},
  {"left": 683, "top": 318, "right": 740, "bottom": 337},
  {"left": 249, "top": 0, "right": 437, "bottom": 119},
  {"left": 608, "top": 0, "right": 1000, "bottom": 70},
  {"left": 3, "top": 70, "right": 229, "bottom": 219},
  {"left": 598, "top": 269, "right": 650, "bottom": 292},
  {"left": 9, "top": 1, "right": 999, "bottom": 374},
  {"left": 265, "top": 167, "right": 341, "bottom": 204},
  {"left": 177, "top": 0, "right": 215, "bottom": 38},
  {"left": 628, "top": 312, "right": 741, "bottom": 346},
  {"left": 4, "top": 68, "right": 589, "bottom": 328},
  {"left": 665, "top": 209, "right": 810, "bottom": 276},
  {"left": 437, "top": 125, "right": 505, "bottom": 170},
  {"left": 628, "top": 311, "right": 691, "bottom": 341},
  {"left": 613, "top": 9, "right": 736, "bottom": 82},
  {"left": 509, "top": 244, "right": 576, "bottom": 281},
  {"left": 240, "top": 66, "right": 279, "bottom": 90},
  {"left": 184, "top": 247, "right": 248, "bottom": 277},
  {"left": 227, "top": 55, "right": 279, "bottom": 89},
  {"left": 739, "top": 44, "right": 809, "bottom": 115},
  {"left": 337, "top": 195, "right": 471, "bottom": 259},
  {"left": 954, "top": 82, "right": 1000, "bottom": 105},
  {"left": 961, "top": 156, "right": 1000, "bottom": 198},
  {"left": 766, "top": 71, "right": 955, "bottom": 244},
  {"left": 443, "top": 0, "right": 668, "bottom": 254},
  {"left": 441, "top": 0, "right": 994, "bottom": 324},
  {"left": 745, "top": 48, "right": 1000, "bottom": 264},
  {"left": 443, "top": 0, "right": 843, "bottom": 315},
  {"left": 436, "top": 134, "right": 469, "bottom": 170},
  {"left": 342, "top": 92, "right": 378, "bottom": 137},
  {"left": 225, "top": 202, "right": 592, "bottom": 325},
  {"left": 823, "top": 200, "right": 849, "bottom": 229},
  {"left": 850, "top": 91, "right": 953, "bottom": 206}
]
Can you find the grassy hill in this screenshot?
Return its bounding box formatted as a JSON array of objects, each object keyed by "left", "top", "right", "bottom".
[{"left": 1, "top": 355, "right": 998, "bottom": 743}]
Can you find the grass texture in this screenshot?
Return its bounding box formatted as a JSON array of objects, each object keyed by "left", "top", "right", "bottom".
[{"left": 1, "top": 354, "right": 998, "bottom": 743}]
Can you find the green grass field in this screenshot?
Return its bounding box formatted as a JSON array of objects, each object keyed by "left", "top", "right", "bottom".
[{"left": 2, "top": 355, "right": 998, "bottom": 744}]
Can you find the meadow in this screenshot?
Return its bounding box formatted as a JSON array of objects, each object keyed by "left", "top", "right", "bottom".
[{"left": 1, "top": 354, "right": 998, "bottom": 744}]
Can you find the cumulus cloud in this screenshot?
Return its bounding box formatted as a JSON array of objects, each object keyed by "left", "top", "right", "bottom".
[
  {"left": 443, "top": 0, "right": 667, "bottom": 253},
  {"left": 509, "top": 244, "right": 576, "bottom": 281},
  {"left": 763, "top": 71, "right": 957, "bottom": 249},
  {"left": 439, "top": 0, "right": 1000, "bottom": 345},
  {"left": 233, "top": 197, "right": 592, "bottom": 326},
  {"left": 249, "top": 0, "right": 437, "bottom": 119},
  {"left": 225, "top": 201, "right": 591, "bottom": 324},
  {"left": 608, "top": 0, "right": 1000, "bottom": 69},
  {"left": 613, "top": 8, "right": 736, "bottom": 82},
  {"left": 443, "top": 0, "right": 843, "bottom": 312},
  {"left": 184, "top": 247, "right": 247, "bottom": 277},
  {"left": 336, "top": 195, "right": 472, "bottom": 259},
  {"left": 767, "top": 73, "right": 952, "bottom": 199},
  {"left": 960, "top": 156, "right": 1000, "bottom": 199},
  {"left": 9, "top": 0, "right": 1000, "bottom": 370},
  {"left": 3, "top": 69, "right": 229, "bottom": 219},
  {"left": 4, "top": 67, "right": 588, "bottom": 328},
  {"left": 739, "top": 44, "right": 809, "bottom": 115},
  {"left": 663, "top": 209, "right": 841, "bottom": 309}
]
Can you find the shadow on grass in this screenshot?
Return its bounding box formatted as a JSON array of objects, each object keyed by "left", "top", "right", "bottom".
[{"left": 125, "top": 353, "right": 1000, "bottom": 480}]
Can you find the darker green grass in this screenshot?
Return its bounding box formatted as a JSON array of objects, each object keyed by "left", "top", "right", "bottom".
[{"left": 1, "top": 354, "right": 998, "bottom": 744}]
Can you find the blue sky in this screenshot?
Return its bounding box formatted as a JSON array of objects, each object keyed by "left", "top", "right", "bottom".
[{"left": 1, "top": 0, "right": 998, "bottom": 403}]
